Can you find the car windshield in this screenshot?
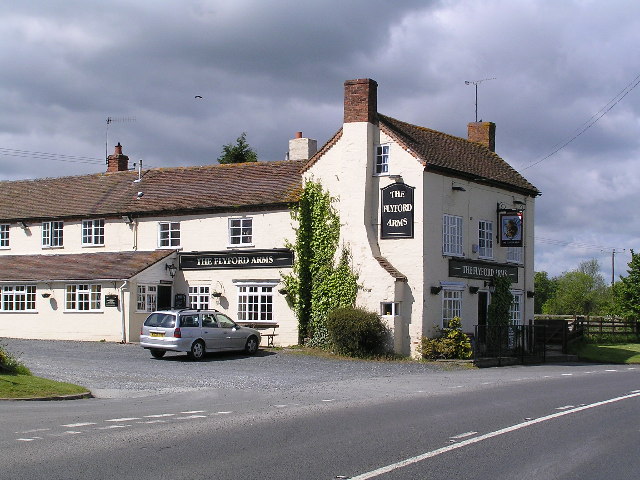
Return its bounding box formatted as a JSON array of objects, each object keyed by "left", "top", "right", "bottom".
[{"left": 144, "top": 313, "right": 176, "bottom": 328}]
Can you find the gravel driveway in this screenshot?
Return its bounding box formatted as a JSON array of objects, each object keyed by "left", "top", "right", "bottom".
[{"left": 2, "top": 338, "right": 460, "bottom": 398}]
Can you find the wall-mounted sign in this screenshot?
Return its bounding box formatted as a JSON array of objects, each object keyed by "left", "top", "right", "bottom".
[
  {"left": 449, "top": 259, "right": 519, "bottom": 283},
  {"left": 179, "top": 249, "right": 294, "bottom": 270},
  {"left": 104, "top": 295, "right": 119, "bottom": 308},
  {"left": 174, "top": 294, "right": 186, "bottom": 309},
  {"left": 499, "top": 211, "right": 523, "bottom": 247},
  {"left": 380, "top": 183, "right": 414, "bottom": 239}
]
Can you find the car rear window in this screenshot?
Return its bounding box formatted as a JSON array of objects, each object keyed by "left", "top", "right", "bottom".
[{"left": 144, "top": 313, "right": 176, "bottom": 328}]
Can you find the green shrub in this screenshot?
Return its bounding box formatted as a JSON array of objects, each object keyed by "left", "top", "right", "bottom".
[
  {"left": 325, "top": 306, "right": 390, "bottom": 357},
  {"left": 420, "top": 317, "right": 473, "bottom": 360},
  {"left": 0, "top": 343, "right": 31, "bottom": 375}
]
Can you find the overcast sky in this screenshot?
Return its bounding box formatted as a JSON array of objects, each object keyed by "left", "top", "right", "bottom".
[{"left": 1, "top": 0, "right": 639, "bottom": 281}]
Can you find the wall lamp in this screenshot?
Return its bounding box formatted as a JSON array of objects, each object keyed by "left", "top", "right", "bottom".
[
  {"left": 430, "top": 286, "right": 442, "bottom": 295},
  {"left": 165, "top": 263, "right": 177, "bottom": 278},
  {"left": 18, "top": 221, "right": 28, "bottom": 229},
  {"left": 452, "top": 185, "right": 466, "bottom": 192},
  {"left": 527, "top": 291, "right": 535, "bottom": 298},
  {"left": 122, "top": 215, "right": 133, "bottom": 224},
  {"left": 469, "top": 286, "right": 480, "bottom": 294},
  {"left": 41, "top": 292, "right": 51, "bottom": 298},
  {"left": 484, "top": 280, "right": 496, "bottom": 293},
  {"left": 388, "top": 174, "right": 403, "bottom": 182}
]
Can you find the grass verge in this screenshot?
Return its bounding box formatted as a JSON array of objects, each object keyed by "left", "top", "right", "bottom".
[
  {"left": 0, "top": 374, "right": 89, "bottom": 399},
  {"left": 576, "top": 343, "right": 640, "bottom": 364}
]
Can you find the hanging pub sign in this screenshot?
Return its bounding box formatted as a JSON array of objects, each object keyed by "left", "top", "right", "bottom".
[
  {"left": 104, "top": 295, "right": 119, "bottom": 308},
  {"left": 179, "top": 249, "right": 294, "bottom": 270},
  {"left": 498, "top": 209, "right": 523, "bottom": 247},
  {"left": 380, "top": 183, "right": 414, "bottom": 239}
]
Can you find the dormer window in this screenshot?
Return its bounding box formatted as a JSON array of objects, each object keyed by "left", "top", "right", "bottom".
[{"left": 375, "top": 144, "right": 390, "bottom": 175}]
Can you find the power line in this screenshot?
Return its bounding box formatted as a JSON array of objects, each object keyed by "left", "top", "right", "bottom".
[
  {"left": 522, "top": 71, "right": 640, "bottom": 171},
  {"left": 0, "top": 147, "right": 103, "bottom": 165},
  {"left": 535, "top": 236, "right": 624, "bottom": 252}
]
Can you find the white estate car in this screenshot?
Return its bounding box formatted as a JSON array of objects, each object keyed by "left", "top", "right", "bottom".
[{"left": 140, "top": 309, "right": 261, "bottom": 360}]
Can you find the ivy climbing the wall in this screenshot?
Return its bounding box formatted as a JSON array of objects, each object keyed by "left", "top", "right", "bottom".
[{"left": 282, "top": 180, "right": 359, "bottom": 345}]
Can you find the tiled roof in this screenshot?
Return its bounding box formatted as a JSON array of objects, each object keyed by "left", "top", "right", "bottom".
[
  {"left": 0, "top": 250, "right": 175, "bottom": 282},
  {"left": 379, "top": 114, "right": 539, "bottom": 195},
  {"left": 0, "top": 160, "right": 305, "bottom": 222},
  {"left": 374, "top": 256, "right": 407, "bottom": 281}
]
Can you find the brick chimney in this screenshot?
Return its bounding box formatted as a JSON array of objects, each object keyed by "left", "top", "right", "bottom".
[
  {"left": 288, "top": 131, "right": 318, "bottom": 161},
  {"left": 467, "top": 122, "right": 496, "bottom": 152},
  {"left": 344, "top": 78, "right": 378, "bottom": 124},
  {"left": 106, "top": 142, "right": 129, "bottom": 172}
]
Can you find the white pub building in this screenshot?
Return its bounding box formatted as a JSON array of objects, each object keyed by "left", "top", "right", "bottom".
[{"left": 0, "top": 79, "right": 538, "bottom": 356}]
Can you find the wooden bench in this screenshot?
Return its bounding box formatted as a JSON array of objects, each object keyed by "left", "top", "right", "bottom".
[{"left": 237, "top": 321, "right": 279, "bottom": 347}]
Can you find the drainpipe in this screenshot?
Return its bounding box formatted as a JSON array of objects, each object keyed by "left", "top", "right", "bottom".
[{"left": 119, "top": 280, "right": 129, "bottom": 343}]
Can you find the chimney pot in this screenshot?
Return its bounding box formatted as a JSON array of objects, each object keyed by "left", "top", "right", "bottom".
[
  {"left": 295, "top": 131, "right": 303, "bottom": 139},
  {"left": 107, "top": 142, "right": 130, "bottom": 172}
]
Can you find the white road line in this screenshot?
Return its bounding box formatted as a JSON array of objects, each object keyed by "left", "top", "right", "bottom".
[
  {"left": 61, "top": 422, "right": 96, "bottom": 428},
  {"left": 105, "top": 417, "right": 140, "bottom": 422},
  {"left": 322, "top": 399, "right": 336, "bottom": 402},
  {"left": 180, "top": 410, "right": 206, "bottom": 414},
  {"left": 274, "top": 404, "right": 289, "bottom": 408},
  {"left": 17, "top": 437, "right": 42, "bottom": 442},
  {"left": 213, "top": 411, "right": 233, "bottom": 415},
  {"left": 561, "top": 373, "right": 573, "bottom": 376},
  {"left": 138, "top": 420, "right": 167, "bottom": 424},
  {"left": 176, "top": 415, "right": 207, "bottom": 420},
  {"left": 144, "top": 413, "right": 175, "bottom": 418},
  {"left": 555, "top": 405, "right": 574, "bottom": 410},
  {"left": 605, "top": 369, "right": 618, "bottom": 372},
  {"left": 449, "top": 431, "right": 478, "bottom": 440},
  {"left": 16, "top": 428, "right": 50, "bottom": 434},
  {"left": 347, "top": 391, "right": 640, "bottom": 480},
  {"left": 96, "top": 425, "right": 131, "bottom": 430}
]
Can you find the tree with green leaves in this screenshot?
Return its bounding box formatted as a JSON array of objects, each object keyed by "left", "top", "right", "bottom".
[
  {"left": 217, "top": 132, "right": 258, "bottom": 164},
  {"left": 488, "top": 274, "right": 513, "bottom": 327},
  {"left": 281, "top": 180, "right": 359, "bottom": 344},
  {"left": 534, "top": 271, "right": 556, "bottom": 314},
  {"left": 618, "top": 249, "right": 640, "bottom": 319},
  {"left": 542, "top": 259, "right": 608, "bottom": 315}
]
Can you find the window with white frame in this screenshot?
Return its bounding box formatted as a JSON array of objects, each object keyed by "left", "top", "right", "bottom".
[
  {"left": 237, "top": 284, "right": 274, "bottom": 322},
  {"left": 189, "top": 286, "right": 210, "bottom": 310},
  {"left": 510, "top": 293, "right": 523, "bottom": 325},
  {"left": 443, "top": 214, "right": 463, "bottom": 256},
  {"left": 375, "top": 144, "right": 390, "bottom": 175},
  {"left": 82, "top": 219, "right": 105, "bottom": 246},
  {"left": 0, "top": 224, "right": 9, "bottom": 248},
  {"left": 137, "top": 285, "right": 157, "bottom": 312},
  {"left": 42, "top": 221, "right": 64, "bottom": 248},
  {"left": 158, "top": 222, "right": 180, "bottom": 247},
  {"left": 506, "top": 246, "right": 523, "bottom": 264},
  {"left": 229, "top": 218, "right": 253, "bottom": 246},
  {"left": 1, "top": 285, "right": 36, "bottom": 311},
  {"left": 65, "top": 284, "right": 101, "bottom": 311},
  {"left": 478, "top": 220, "right": 493, "bottom": 259},
  {"left": 442, "top": 289, "right": 462, "bottom": 328},
  {"left": 381, "top": 302, "right": 400, "bottom": 316}
]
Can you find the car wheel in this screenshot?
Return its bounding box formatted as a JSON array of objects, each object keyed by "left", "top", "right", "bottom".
[
  {"left": 189, "top": 340, "right": 205, "bottom": 361},
  {"left": 150, "top": 349, "right": 166, "bottom": 359},
  {"left": 245, "top": 336, "right": 259, "bottom": 355}
]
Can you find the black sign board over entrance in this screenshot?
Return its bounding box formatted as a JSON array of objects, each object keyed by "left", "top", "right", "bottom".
[
  {"left": 449, "top": 258, "right": 519, "bottom": 283},
  {"left": 380, "top": 183, "right": 414, "bottom": 239},
  {"left": 179, "top": 249, "right": 294, "bottom": 270}
]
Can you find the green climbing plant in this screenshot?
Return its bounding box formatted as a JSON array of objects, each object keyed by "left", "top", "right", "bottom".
[{"left": 282, "top": 180, "right": 359, "bottom": 345}]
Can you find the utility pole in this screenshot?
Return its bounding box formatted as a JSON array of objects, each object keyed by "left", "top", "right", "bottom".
[
  {"left": 611, "top": 248, "right": 625, "bottom": 285},
  {"left": 464, "top": 78, "right": 496, "bottom": 122}
]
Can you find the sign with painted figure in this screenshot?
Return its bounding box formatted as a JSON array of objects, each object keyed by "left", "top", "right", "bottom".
[
  {"left": 179, "top": 249, "right": 294, "bottom": 270},
  {"left": 380, "top": 183, "right": 415, "bottom": 239},
  {"left": 499, "top": 211, "right": 523, "bottom": 247}
]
